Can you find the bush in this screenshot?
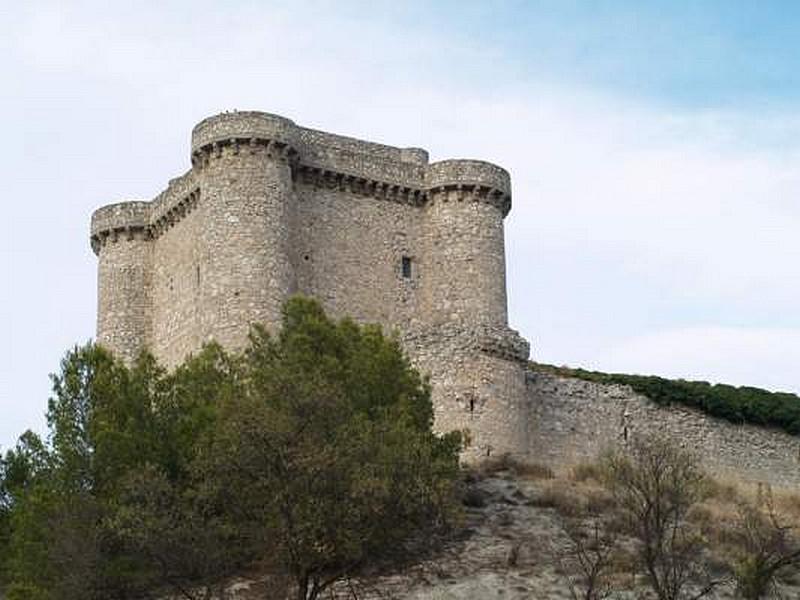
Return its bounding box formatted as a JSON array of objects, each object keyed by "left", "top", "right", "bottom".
[
  {"left": 0, "top": 297, "right": 463, "bottom": 600},
  {"left": 601, "top": 436, "right": 718, "bottom": 600}
]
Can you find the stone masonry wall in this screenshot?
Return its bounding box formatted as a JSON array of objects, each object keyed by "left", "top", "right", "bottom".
[
  {"left": 195, "top": 140, "right": 296, "bottom": 356},
  {"left": 293, "top": 178, "right": 423, "bottom": 331},
  {"left": 403, "top": 323, "right": 530, "bottom": 461},
  {"left": 150, "top": 189, "right": 201, "bottom": 366},
  {"left": 92, "top": 201, "right": 152, "bottom": 364},
  {"left": 528, "top": 371, "right": 800, "bottom": 488},
  {"left": 91, "top": 111, "right": 529, "bottom": 457}
]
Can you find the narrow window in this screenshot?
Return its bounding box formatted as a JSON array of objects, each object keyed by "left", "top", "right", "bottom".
[{"left": 401, "top": 256, "right": 412, "bottom": 279}]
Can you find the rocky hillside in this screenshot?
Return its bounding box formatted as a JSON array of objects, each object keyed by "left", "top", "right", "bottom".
[{"left": 208, "top": 460, "right": 800, "bottom": 599}]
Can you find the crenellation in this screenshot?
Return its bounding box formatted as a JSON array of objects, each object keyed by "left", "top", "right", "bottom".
[
  {"left": 296, "top": 165, "right": 426, "bottom": 206},
  {"left": 191, "top": 111, "right": 297, "bottom": 155},
  {"left": 426, "top": 185, "right": 511, "bottom": 217}
]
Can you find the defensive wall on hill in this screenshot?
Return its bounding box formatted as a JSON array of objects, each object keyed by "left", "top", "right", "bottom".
[{"left": 91, "top": 111, "right": 800, "bottom": 482}]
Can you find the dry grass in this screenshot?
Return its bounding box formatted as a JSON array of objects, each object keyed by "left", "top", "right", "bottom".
[
  {"left": 686, "top": 474, "right": 800, "bottom": 578},
  {"left": 473, "top": 454, "right": 800, "bottom": 577},
  {"left": 477, "top": 455, "right": 800, "bottom": 599},
  {"left": 527, "top": 476, "right": 614, "bottom": 520},
  {"left": 569, "top": 461, "right": 603, "bottom": 484},
  {"left": 471, "top": 454, "right": 555, "bottom": 481},
  {"left": 526, "top": 459, "right": 800, "bottom": 572}
]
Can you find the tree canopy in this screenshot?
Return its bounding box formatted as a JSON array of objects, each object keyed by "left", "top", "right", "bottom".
[{"left": 0, "top": 296, "right": 462, "bottom": 600}]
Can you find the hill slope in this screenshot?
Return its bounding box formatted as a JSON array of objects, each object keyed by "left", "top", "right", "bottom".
[{"left": 206, "top": 463, "right": 800, "bottom": 599}]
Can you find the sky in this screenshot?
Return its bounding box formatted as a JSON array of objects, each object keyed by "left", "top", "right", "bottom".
[{"left": 2, "top": 0, "right": 800, "bottom": 451}]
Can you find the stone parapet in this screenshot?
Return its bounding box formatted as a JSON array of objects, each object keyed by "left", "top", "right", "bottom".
[
  {"left": 426, "top": 159, "right": 511, "bottom": 195},
  {"left": 90, "top": 201, "right": 151, "bottom": 255},
  {"left": 403, "top": 323, "right": 530, "bottom": 364},
  {"left": 298, "top": 126, "right": 429, "bottom": 166},
  {"left": 148, "top": 171, "right": 200, "bottom": 240},
  {"left": 425, "top": 160, "right": 511, "bottom": 216},
  {"left": 191, "top": 111, "right": 297, "bottom": 154}
]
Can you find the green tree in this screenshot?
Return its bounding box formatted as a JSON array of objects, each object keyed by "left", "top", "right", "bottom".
[
  {"left": 0, "top": 431, "right": 50, "bottom": 591},
  {"left": 2, "top": 296, "right": 461, "bottom": 600},
  {"left": 198, "top": 297, "right": 462, "bottom": 600},
  {"left": 2, "top": 345, "right": 222, "bottom": 599}
]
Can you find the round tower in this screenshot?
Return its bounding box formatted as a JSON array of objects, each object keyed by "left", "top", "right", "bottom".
[
  {"left": 90, "top": 201, "right": 152, "bottom": 363},
  {"left": 423, "top": 159, "right": 511, "bottom": 327},
  {"left": 190, "top": 112, "right": 298, "bottom": 349},
  {"left": 418, "top": 159, "right": 529, "bottom": 461}
]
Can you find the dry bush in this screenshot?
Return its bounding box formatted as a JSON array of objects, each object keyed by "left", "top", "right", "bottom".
[
  {"left": 560, "top": 517, "right": 618, "bottom": 600},
  {"left": 691, "top": 501, "right": 741, "bottom": 548},
  {"left": 601, "top": 435, "right": 722, "bottom": 600},
  {"left": 466, "top": 453, "right": 517, "bottom": 480},
  {"left": 725, "top": 488, "right": 800, "bottom": 599},
  {"left": 529, "top": 478, "right": 613, "bottom": 521},
  {"left": 473, "top": 454, "right": 555, "bottom": 481},
  {"left": 705, "top": 477, "right": 746, "bottom": 504},
  {"left": 515, "top": 461, "right": 556, "bottom": 481},
  {"left": 584, "top": 485, "right": 615, "bottom": 516},
  {"left": 529, "top": 480, "right": 587, "bottom": 517},
  {"left": 771, "top": 487, "right": 800, "bottom": 527},
  {"left": 571, "top": 462, "right": 603, "bottom": 484}
]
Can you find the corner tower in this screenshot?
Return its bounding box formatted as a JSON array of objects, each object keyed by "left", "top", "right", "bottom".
[
  {"left": 402, "top": 160, "right": 530, "bottom": 461},
  {"left": 91, "top": 201, "right": 152, "bottom": 363},
  {"left": 190, "top": 112, "right": 297, "bottom": 348}
]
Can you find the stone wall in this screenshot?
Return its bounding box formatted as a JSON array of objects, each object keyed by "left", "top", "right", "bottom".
[
  {"left": 527, "top": 371, "right": 800, "bottom": 488},
  {"left": 403, "top": 323, "right": 530, "bottom": 460},
  {"left": 150, "top": 199, "right": 201, "bottom": 366},
  {"left": 293, "top": 177, "right": 423, "bottom": 331}
]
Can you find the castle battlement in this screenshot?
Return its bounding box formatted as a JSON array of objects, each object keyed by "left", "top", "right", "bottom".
[
  {"left": 189, "top": 112, "right": 511, "bottom": 213},
  {"left": 90, "top": 201, "right": 151, "bottom": 254},
  {"left": 91, "top": 110, "right": 529, "bottom": 460}
]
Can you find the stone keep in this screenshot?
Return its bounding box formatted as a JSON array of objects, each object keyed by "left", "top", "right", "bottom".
[{"left": 91, "top": 111, "right": 530, "bottom": 459}]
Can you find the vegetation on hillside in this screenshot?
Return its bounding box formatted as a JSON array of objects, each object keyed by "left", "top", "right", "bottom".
[
  {"left": 531, "top": 362, "right": 800, "bottom": 437},
  {"left": 0, "top": 297, "right": 462, "bottom": 600},
  {"left": 481, "top": 437, "right": 800, "bottom": 599}
]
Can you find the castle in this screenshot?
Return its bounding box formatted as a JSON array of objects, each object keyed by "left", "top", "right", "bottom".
[
  {"left": 91, "top": 111, "right": 531, "bottom": 460},
  {"left": 91, "top": 111, "right": 800, "bottom": 482}
]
